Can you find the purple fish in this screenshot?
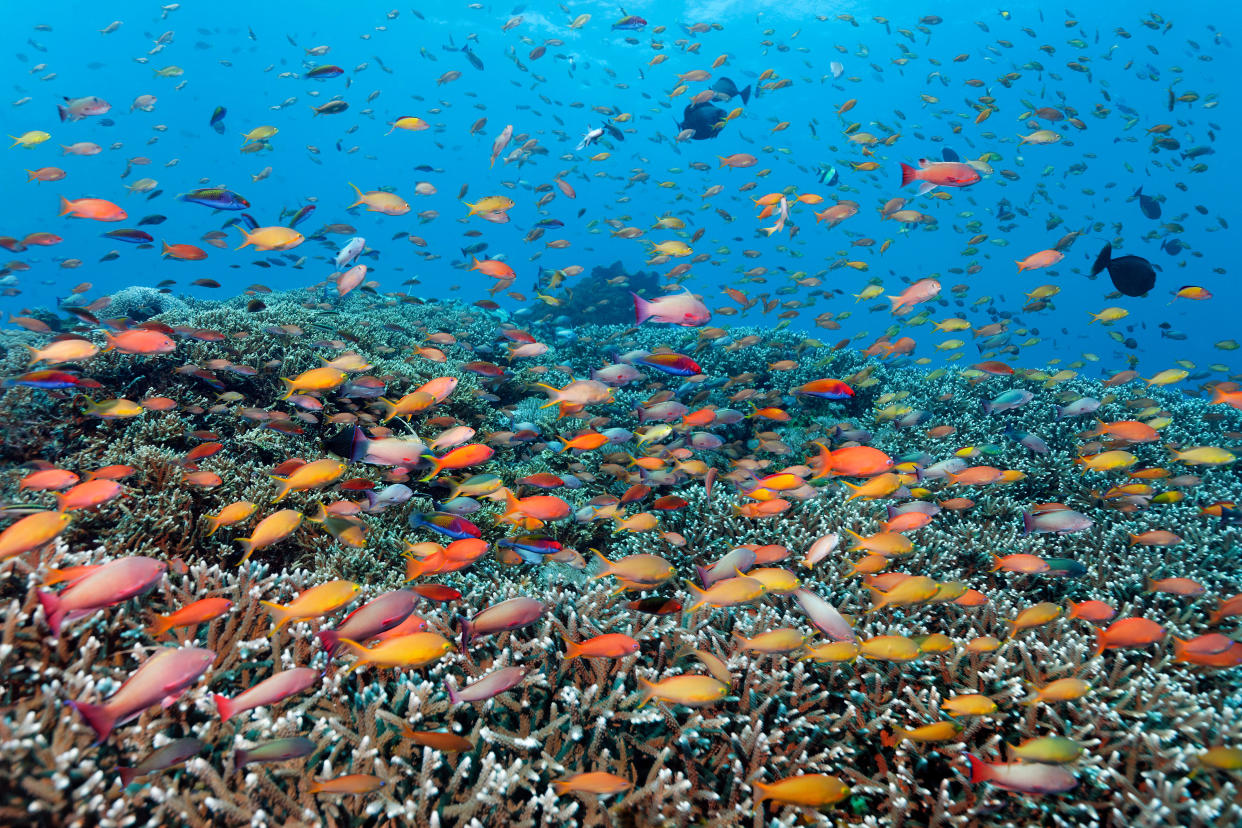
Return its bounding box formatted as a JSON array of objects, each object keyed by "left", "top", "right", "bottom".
[
  {"left": 459, "top": 597, "right": 544, "bottom": 647},
  {"left": 234, "top": 736, "right": 316, "bottom": 772},
  {"left": 38, "top": 556, "right": 166, "bottom": 635},
  {"left": 212, "top": 666, "right": 319, "bottom": 722},
  {"left": 70, "top": 646, "right": 215, "bottom": 743},
  {"left": 317, "top": 589, "right": 418, "bottom": 657},
  {"left": 696, "top": 547, "right": 756, "bottom": 588},
  {"left": 447, "top": 665, "right": 529, "bottom": 704},
  {"left": 793, "top": 588, "right": 855, "bottom": 642},
  {"left": 119, "top": 738, "right": 206, "bottom": 787},
  {"left": 1022, "top": 509, "right": 1093, "bottom": 535}
]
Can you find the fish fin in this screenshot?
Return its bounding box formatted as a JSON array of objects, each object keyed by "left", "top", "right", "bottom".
[
  {"left": 316, "top": 628, "right": 341, "bottom": 657},
  {"left": 68, "top": 700, "right": 115, "bottom": 743},
  {"left": 212, "top": 693, "right": 236, "bottom": 722},
  {"left": 562, "top": 633, "right": 582, "bottom": 660},
  {"left": 57, "top": 195, "right": 73, "bottom": 216},
  {"left": 636, "top": 677, "right": 656, "bottom": 709},
  {"left": 146, "top": 614, "right": 172, "bottom": 638},
  {"left": 260, "top": 600, "right": 290, "bottom": 631},
  {"left": 963, "top": 752, "right": 990, "bottom": 784},
  {"left": 37, "top": 589, "right": 64, "bottom": 635},
  {"left": 118, "top": 766, "right": 139, "bottom": 787},
  {"left": 899, "top": 162, "right": 917, "bottom": 186},
  {"left": 916, "top": 181, "right": 936, "bottom": 195}
]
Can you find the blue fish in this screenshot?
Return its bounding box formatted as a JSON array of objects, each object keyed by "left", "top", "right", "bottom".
[
  {"left": 409, "top": 512, "right": 482, "bottom": 540},
  {"left": 179, "top": 188, "right": 250, "bottom": 211}
]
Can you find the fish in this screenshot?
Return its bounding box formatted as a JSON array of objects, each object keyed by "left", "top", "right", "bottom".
[
  {"left": 677, "top": 101, "right": 728, "bottom": 140},
  {"left": 710, "top": 77, "right": 751, "bottom": 104},
  {"left": 1091, "top": 243, "right": 1157, "bottom": 297}
]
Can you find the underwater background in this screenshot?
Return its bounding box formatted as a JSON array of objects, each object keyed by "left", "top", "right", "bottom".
[{"left": 1, "top": 1, "right": 1241, "bottom": 827}]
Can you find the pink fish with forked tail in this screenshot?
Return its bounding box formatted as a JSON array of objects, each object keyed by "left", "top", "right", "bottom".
[
  {"left": 212, "top": 667, "right": 319, "bottom": 722},
  {"left": 458, "top": 597, "right": 544, "bottom": 647},
  {"left": 69, "top": 647, "right": 215, "bottom": 742},
  {"left": 888, "top": 278, "right": 940, "bottom": 315},
  {"left": 632, "top": 288, "right": 711, "bottom": 327},
  {"left": 38, "top": 556, "right": 166, "bottom": 635}
]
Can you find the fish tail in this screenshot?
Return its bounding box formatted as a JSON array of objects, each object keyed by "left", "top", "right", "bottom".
[
  {"left": 68, "top": 700, "right": 115, "bottom": 743},
  {"left": 337, "top": 638, "right": 367, "bottom": 673},
  {"left": 161, "top": 240, "right": 172, "bottom": 257},
  {"left": 683, "top": 580, "right": 707, "bottom": 612},
  {"left": 587, "top": 547, "right": 613, "bottom": 579},
  {"left": 899, "top": 162, "right": 918, "bottom": 186},
  {"left": 118, "top": 766, "right": 139, "bottom": 787},
  {"left": 259, "top": 599, "right": 290, "bottom": 631},
  {"left": 278, "top": 377, "right": 297, "bottom": 400},
  {"left": 205, "top": 515, "right": 223, "bottom": 537},
  {"left": 418, "top": 455, "right": 443, "bottom": 483},
  {"left": 234, "top": 537, "right": 255, "bottom": 565},
  {"left": 37, "top": 589, "right": 64, "bottom": 635},
  {"left": 963, "top": 752, "right": 990, "bottom": 784},
  {"left": 636, "top": 677, "right": 656, "bottom": 708},
  {"left": 57, "top": 195, "right": 73, "bottom": 216},
  {"left": 864, "top": 585, "right": 887, "bottom": 613},
  {"left": 269, "top": 475, "right": 291, "bottom": 503},
  {"left": 146, "top": 614, "right": 173, "bottom": 638},
  {"left": 346, "top": 182, "right": 364, "bottom": 208},
  {"left": 561, "top": 634, "right": 582, "bottom": 660},
  {"left": 630, "top": 291, "right": 651, "bottom": 324},
  {"left": 532, "top": 382, "right": 563, "bottom": 408},
  {"left": 316, "top": 628, "right": 341, "bottom": 657},
  {"left": 446, "top": 679, "right": 462, "bottom": 705},
  {"left": 212, "top": 693, "right": 237, "bottom": 722}
]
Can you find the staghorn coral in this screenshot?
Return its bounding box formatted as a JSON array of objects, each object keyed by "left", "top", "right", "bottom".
[{"left": 0, "top": 294, "right": 1240, "bottom": 828}]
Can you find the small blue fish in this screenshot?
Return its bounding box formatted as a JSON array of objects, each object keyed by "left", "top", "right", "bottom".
[{"left": 179, "top": 188, "right": 250, "bottom": 211}]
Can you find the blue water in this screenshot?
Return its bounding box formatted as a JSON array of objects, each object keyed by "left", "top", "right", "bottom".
[{"left": 5, "top": 1, "right": 1238, "bottom": 382}]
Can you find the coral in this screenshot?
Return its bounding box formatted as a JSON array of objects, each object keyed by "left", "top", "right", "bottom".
[{"left": 1, "top": 292, "right": 1240, "bottom": 827}]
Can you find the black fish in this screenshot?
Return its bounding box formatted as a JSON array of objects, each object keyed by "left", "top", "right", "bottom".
[
  {"left": 710, "top": 76, "right": 751, "bottom": 104},
  {"left": 137, "top": 214, "right": 167, "bottom": 226},
  {"left": 678, "top": 101, "right": 727, "bottom": 140},
  {"left": 1133, "top": 186, "right": 1161, "bottom": 219},
  {"left": 1091, "top": 243, "right": 1156, "bottom": 297},
  {"left": 462, "top": 45, "right": 484, "bottom": 71},
  {"left": 209, "top": 106, "right": 227, "bottom": 135},
  {"left": 941, "top": 147, "right": 960, "bottom": 162},
  {"left": 1161, "top": 237, "right": 1186, "bottom": 255}
]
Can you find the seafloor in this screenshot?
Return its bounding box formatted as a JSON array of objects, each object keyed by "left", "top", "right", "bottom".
[{"left": 0, "top": 287, "right": 1239, "bottom": 827}]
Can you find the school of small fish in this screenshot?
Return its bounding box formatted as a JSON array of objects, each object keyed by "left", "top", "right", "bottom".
[{"left": 0, "top": 4, "right": 1239, "bottom": 827}]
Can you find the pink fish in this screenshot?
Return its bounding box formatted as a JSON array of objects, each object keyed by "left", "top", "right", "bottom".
[
  {"left": 899, "top": 159, "right": 980, "bottom": 195},
  {"left": 964, "top": 752, "right": 1077, "bottom": 793},
  {"left": 337, "top": 263, "right": 367, "bottom": 297},
  {"left": 57, "top": 95, "right": 111, "bottom": 122},
  {"left": 70, "top": 647, "right": 215, "bottom": 742},
  {"left": 793, "top": 587, "right": 856, "bottom": 641},
  {"left": 632, "top": 288, "right": 711, "bottom": 327},
  {"left": 460, "top": 597, "right": 544, "bottom": 646},
  {"left": 38, "top": 556, "right": 166, "bottom": 635},
  {"left": 317, "top": 589, "right": 419, "bottom": 657},
  {"left": 213, "top": 667, "right": 319, "bottom": 722},
  {"left": 888, "top": 278, "right": 940, "bottom": 315},
  {"left": 447, "top": 665, "right": 529, "bottom": 704}
]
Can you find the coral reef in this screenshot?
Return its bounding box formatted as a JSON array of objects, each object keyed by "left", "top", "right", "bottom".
[{"left": 0, "top": 290, "right": 1239, "bottom": 828}]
